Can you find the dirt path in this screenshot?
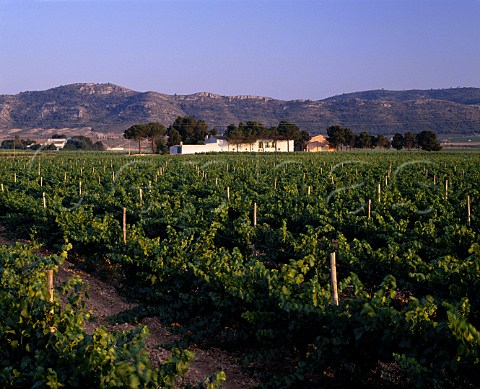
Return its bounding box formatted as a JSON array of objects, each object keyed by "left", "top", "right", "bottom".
[{"left": 1, "top": 232, "right": 258, "bottom": 388}]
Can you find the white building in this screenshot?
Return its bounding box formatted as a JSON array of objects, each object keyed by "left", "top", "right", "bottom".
[
  {"left": 45, "top": 138, "right": 68, "bottom": 150},
  {"left": 169, "top": 136, "right": 294, "bottom": 155}
]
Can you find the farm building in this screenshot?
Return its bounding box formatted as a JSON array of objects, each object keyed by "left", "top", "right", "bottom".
[
  {"left": 44, "top": 138, "right": 68, "bottom": 150},
  {"left": 306, "top": 134, "right": 333, "bottom": 152},
  {"left": 169, "top": 136, "right": 295, "bottom": 155}
]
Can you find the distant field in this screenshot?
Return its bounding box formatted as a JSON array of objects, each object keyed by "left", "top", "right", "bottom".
[{"left": 440, "top": 133, "right": 480, "bottom": 143}]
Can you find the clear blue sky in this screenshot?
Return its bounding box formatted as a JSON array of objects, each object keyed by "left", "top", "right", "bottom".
[{"left": 1, "top": 0, "right": 479, "bottom": 100}]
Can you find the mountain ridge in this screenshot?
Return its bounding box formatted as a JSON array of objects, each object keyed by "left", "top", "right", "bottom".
[{"left": 1, "top": 83, "right": 479, "bottom": 136}]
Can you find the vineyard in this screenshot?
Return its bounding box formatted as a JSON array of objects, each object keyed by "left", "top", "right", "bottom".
[{"left": 1, "top": 150, "right": 479, "bottom": 388}]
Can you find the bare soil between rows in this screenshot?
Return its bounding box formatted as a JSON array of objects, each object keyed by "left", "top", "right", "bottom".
[{"left": 0, "top": 230, "right": 259, "bottom": 388}]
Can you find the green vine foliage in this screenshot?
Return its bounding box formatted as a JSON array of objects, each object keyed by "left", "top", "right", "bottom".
[
  {"left": 0, "top": 152, "right": 479, "bottom": 386},
  {"left": 0, "top": 243, "right": 200, "bottom": 388}
]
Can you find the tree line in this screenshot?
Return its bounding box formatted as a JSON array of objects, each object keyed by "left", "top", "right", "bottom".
[
  {"left": 123, "top": 118, "right": 212, "bottom": 154},
  {"left": 124, "top": 118, "right": 443, "bottom": 154},
  {"left": 1, "top": 135, "right": 105, "bottom": 151},
  {"left": 326, "top": 125, "right": 442, "bottom": 151},
  {"left": 63, "top": 136, "right": 105, "bottom": 151},
  {"left": 1, "top": 124, "right": 443, "bottom": 154},
  {"left": 224, "top": 120, "right": 310, "bottom": 151},
  {"left": 124, "top": 117, "right": 311, "bottom": 153}
]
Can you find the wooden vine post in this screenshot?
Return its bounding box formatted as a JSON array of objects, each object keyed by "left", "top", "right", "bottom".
[
  {"left": 47, "top": 269, "right": 55, "bottom": 332},
  {"left": 123, "top": 207, "right": 127, "bottom": 244},
  {"left": 467, "top": 195, "right": 471, "bottom": 227},
  {"left": 47, "top": 270, "right": 54, "bottom": 303},
  {"left": 253, "top": 202, "right": 257, "bottom": 257},
  {"left": 329, "top": 252, "right": 339, "bottom": 306},
  {"left": 226, "top": 186, "right": 230, "bottom": 202},
  {"left": 368, "top": 199, "right": 371, "bottom": 219},
  {"left": 445, "top": 180, "right": 449, "bottom": 200}
]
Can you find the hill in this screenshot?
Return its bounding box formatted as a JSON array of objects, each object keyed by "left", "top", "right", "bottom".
[{"left": 1, "top": 83, "right": 479, "bottom": 137}]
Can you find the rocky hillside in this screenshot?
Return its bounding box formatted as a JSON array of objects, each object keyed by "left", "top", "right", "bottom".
[{"left": 1, "top": 83, "right": 479, "bottom": 136}]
